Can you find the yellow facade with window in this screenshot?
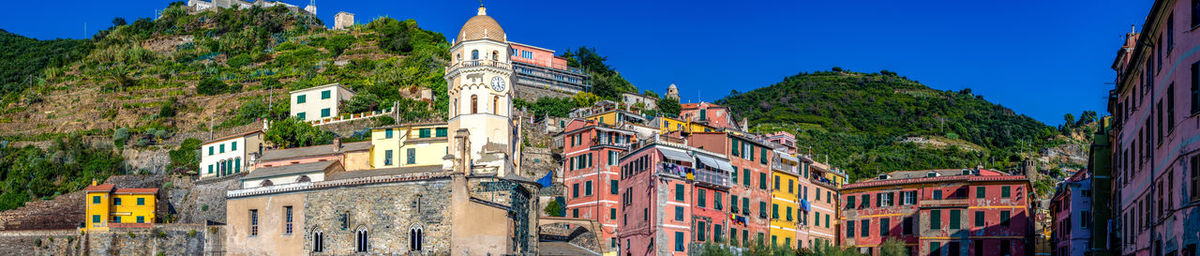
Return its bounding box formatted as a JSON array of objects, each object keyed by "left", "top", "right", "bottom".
[
  {"left": 82, "top": 182, "right": 157, "bottom": 232},
  {"left": 656, "top": 116, "right": 716, "bottom": 134},
  {"left": 370, "top": 123, "right": 450, "bottom": 169},
  {"left": 768, "top": 154, "right": 800, "bottom": 249}
]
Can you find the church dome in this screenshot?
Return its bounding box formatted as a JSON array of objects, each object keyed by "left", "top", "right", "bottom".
[{"left": 456, "top": 6, "right": 505, "bottom": 44}]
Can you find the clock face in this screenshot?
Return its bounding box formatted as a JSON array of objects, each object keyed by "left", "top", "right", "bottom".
[{"left": 491, "top": 77, "right": 506, "bottom": 92}]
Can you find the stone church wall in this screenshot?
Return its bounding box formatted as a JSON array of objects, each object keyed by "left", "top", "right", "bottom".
[{"left": 303, "top": 179, "right": 453, "bottom": 255}]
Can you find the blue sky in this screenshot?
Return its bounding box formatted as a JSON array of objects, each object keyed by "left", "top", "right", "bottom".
[{"left": 0, "top": 0, "right": 1153, "bottom": 125}]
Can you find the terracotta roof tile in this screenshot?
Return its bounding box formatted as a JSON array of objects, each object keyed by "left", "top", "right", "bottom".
[
  {"left": 114, "top": 188, "right": 158, "bottom": 194},
  {"left": 83, "top": 184, "right": 114, "bottom": 192}
]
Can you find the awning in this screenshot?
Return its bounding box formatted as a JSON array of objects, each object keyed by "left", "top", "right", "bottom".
[
  {"left": 658, "top": 147, "right": 692, "bottom": 163},
  {"left": 695, "top": 154, "right": 735, "bottom": 173}
]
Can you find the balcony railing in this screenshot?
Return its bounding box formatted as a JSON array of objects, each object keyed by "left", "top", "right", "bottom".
[
  {"left": 919, "top": 198, "right": 969, "bottom": 208},
  {"left": 693, "top": 167, "right": 729, "bottom": 188},
  {"left": 448, "top": 60, "right": 510, "bottom": 70}
]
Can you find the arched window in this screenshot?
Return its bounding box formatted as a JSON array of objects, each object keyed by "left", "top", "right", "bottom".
[
  {"left": 409, "top": 226, "right": 424, "bottom": 251},
  {"left": 311, "top": 230, "right": 324, "bottom": 252},
  {"left": 297, "top": 175, "right": 311, "bottom": 183},
  {"left": 456, "top": 53, "right": 461, "bottom": 61},
  {"left": 235, "top": 157, "right": 242, "bottom": 173},
  {"left": 493, "top": 96, "right": 499, "bottom": 114},
  {"left": 452, "top": 99, "right": 457, "bottom": 116},
  {"left": 356, "top": 228, "right": 368, "bottom": 252},
  {"left": 492, "top": 50, "right": 499, "bottom": 61},
  {"left": 260, "top": 179, "right": 273, "bottom": 187},
  {"left": 471, "top": 50, "right": 479, "bottom": 60},
  {"left": 471, "top": 95, "right": 478, "bottom": 114}
]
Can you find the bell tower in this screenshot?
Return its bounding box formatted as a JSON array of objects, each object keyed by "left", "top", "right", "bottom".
[{"left": 445, "top": 4, "right": 517, "bottom": 177}]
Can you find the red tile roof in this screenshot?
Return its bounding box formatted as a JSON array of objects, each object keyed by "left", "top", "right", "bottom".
[
  {"left": 83, "top": 184, "right": 114, "bottom": 192},
  {"left": 114, "top": 188, "right": 158, "bottom": 194}
]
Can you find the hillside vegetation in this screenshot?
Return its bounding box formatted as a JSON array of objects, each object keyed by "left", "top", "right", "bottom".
[
  {"left": 719, "top": 69, "right": 1074, "bottom": 181},
  {"left": 0, "top": 2, "right": 449, "bottom": 211}
]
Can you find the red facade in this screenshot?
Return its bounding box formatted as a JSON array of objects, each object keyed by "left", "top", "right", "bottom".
[
  {"left": 687, "top": 132, "right": 773, "bottom": 246},
  {"left": 840, "top": 169, "right": 1033, "bottom": 256},
  {"left": 561, "top": 119, "right": 636, "bottom": 250}
]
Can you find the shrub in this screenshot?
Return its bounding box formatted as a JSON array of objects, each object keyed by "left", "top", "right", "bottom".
[
  {"left": 196, "top": 77, "right": 229, "bottom": 95},
  {"left": 169, "top": 138, "right": 202, "bottom": 173},
  {"left": 201, "top": 204, "right": 209, "bottom": 211},
  {"left": 374, "top": 115, "right": 395, "bottom": 126},
  {"left": 226, "top": 53, "right": 252, "bottom": 67},
  {"left": 113, "top": 128, "right": 131, "bottom": 148}
]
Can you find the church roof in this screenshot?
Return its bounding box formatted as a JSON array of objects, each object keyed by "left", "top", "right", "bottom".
[{"left": 456, "top": 6, "right": 505, "bottom": 44}]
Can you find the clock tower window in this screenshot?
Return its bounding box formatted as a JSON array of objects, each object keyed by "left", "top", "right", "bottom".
[
  {"left": 471, "top": 50, "right": 479, "bottom": 60},
  {"left": 492, "top": 50, "right": 499, "bottom": 61},
  {"left": 471, "top": 95, "right": 478, "bottom": 114},
  {"left": 493, "top": 96, "right": 499, "bottom": 114}
]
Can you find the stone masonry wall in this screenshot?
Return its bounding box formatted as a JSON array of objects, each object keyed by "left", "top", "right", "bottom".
[
  {"left": 0, "top": 229, "right": 85, "bottom": 256},
  {"left": 173, "top": 175, "right": 242, "bottom": 224},
  {"left": 0, "top": 224, "right": 211, "bottom": 256},
  {"left": 88, "top": 224, "right": 209, "bottom": 256},
  {"left": 304, "top": 179, "right": 453, "bottom": 255}
]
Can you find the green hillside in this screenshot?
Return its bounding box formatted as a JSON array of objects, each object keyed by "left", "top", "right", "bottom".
[
  {"left": 0, "top": 2, "right": 450, "bottom": 211},
  {"left": 718, "top": 69, "right": 1065, "bottom": 181}
]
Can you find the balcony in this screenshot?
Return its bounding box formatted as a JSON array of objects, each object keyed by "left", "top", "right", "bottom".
[
  {"left": 770, "top": 159, "right": 797, "bottom": 173},
  {"left": 693, "top": 167, "right": 730, "bottom": 188},
  {"left": 919, "top": 198, "right": 969, "bottom": 208},
  {"left": 448, "top": 60, "right": 510, "bottom": 70}
]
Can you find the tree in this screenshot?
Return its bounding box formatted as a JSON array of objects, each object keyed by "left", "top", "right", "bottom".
[
  {"left": 264, "top": 117, "right": 335, "bottom": 148},
  {"left": 1076, "top": 110, "right": 1097, "bottom": 127},
  {"left": 657, "top": 96, "right": 682, "bottom": 117},
  {"left": 341, "top": 92, "right": 381, "bottom": 114},
  {"left": 880, "top": 238, "right": 908, "bottom": 256},
  {"left": 559, "top": 46, "right": 636, "bottom": 100},
  {"left": 572, "top": 92, "right": 601, "bottom": 108},
  {"left": 169, "top": 138, "right": 202, "bottom": 174},
  {"left": 112, "top": 17, "right": 127, "bottom": 27},
  {"left": 1062, "top": 113, "right": 1075, "bottom": 129},
  {"left": 542, "top": 200, "right": 565, "bottom": 217}
]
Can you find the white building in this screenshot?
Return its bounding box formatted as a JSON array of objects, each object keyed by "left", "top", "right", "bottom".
[
  {"left": 289, "top": 83, "right": 355, "bottom": 121},
  {"left": 240, "top": 160, "right": 340, "bottom": 189},
  {"left": 186, "top": 0, "right": 316, "bottom": 15},
  {"left": 200, "top": 130, "right": 266, "bottom": 180},
  {"left": 621, "top": 92, "right": 658, "bottom": 110},
  {"left": 333, "top": 11, "right": 354, "bottom": 30}
]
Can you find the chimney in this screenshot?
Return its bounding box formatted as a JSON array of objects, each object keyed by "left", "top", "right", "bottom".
[{"left": 333, "top": 137, "right": 342, "bottom": 151}]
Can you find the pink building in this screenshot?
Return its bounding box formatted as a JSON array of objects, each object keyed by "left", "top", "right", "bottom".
[
  {"left": 618, "top": 143, "right": 696, "bottom": 256},
  {"left": 1050, "top": 170, "right": 1092, "bottom": 256},
  {"left": 766, "top": 132, "right": 798, "bottom": 155},
  {"left": 687, "top": 132, "right": 774, "bottom": 246},
  {"left": 680, "top": 102, "right": 743, "bottom": 131},
  {"left": 509, "top": 42, "right": 590, "bottom": 98},
  {"left": 1108, "top": 1, "right": 1200, "bottom": 255},
  {"left": 561, "top": 118, "right": 637, "bottom": 252}
]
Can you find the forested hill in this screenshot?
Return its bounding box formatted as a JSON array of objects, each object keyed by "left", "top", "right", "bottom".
[{"left": 718, "top": 69, "right": 1073, "bottom": 181}]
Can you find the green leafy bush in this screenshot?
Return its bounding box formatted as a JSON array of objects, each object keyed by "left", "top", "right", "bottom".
[{"left": 264, "top": 117, "right": 335, "bottom": 148}]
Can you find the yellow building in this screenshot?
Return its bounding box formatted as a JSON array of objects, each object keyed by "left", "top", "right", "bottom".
[
  {"left": 83, "top": 182, "right": 157, "bottom": 232},
  {"left": 369, "top": 122, "right": 450, "bottom": 169},
  {"left": 655, "top": 116, "right": 716, "bottom": 134},
  {"left": 769, "top": 151, "right": 801, "bottom": 248}
]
